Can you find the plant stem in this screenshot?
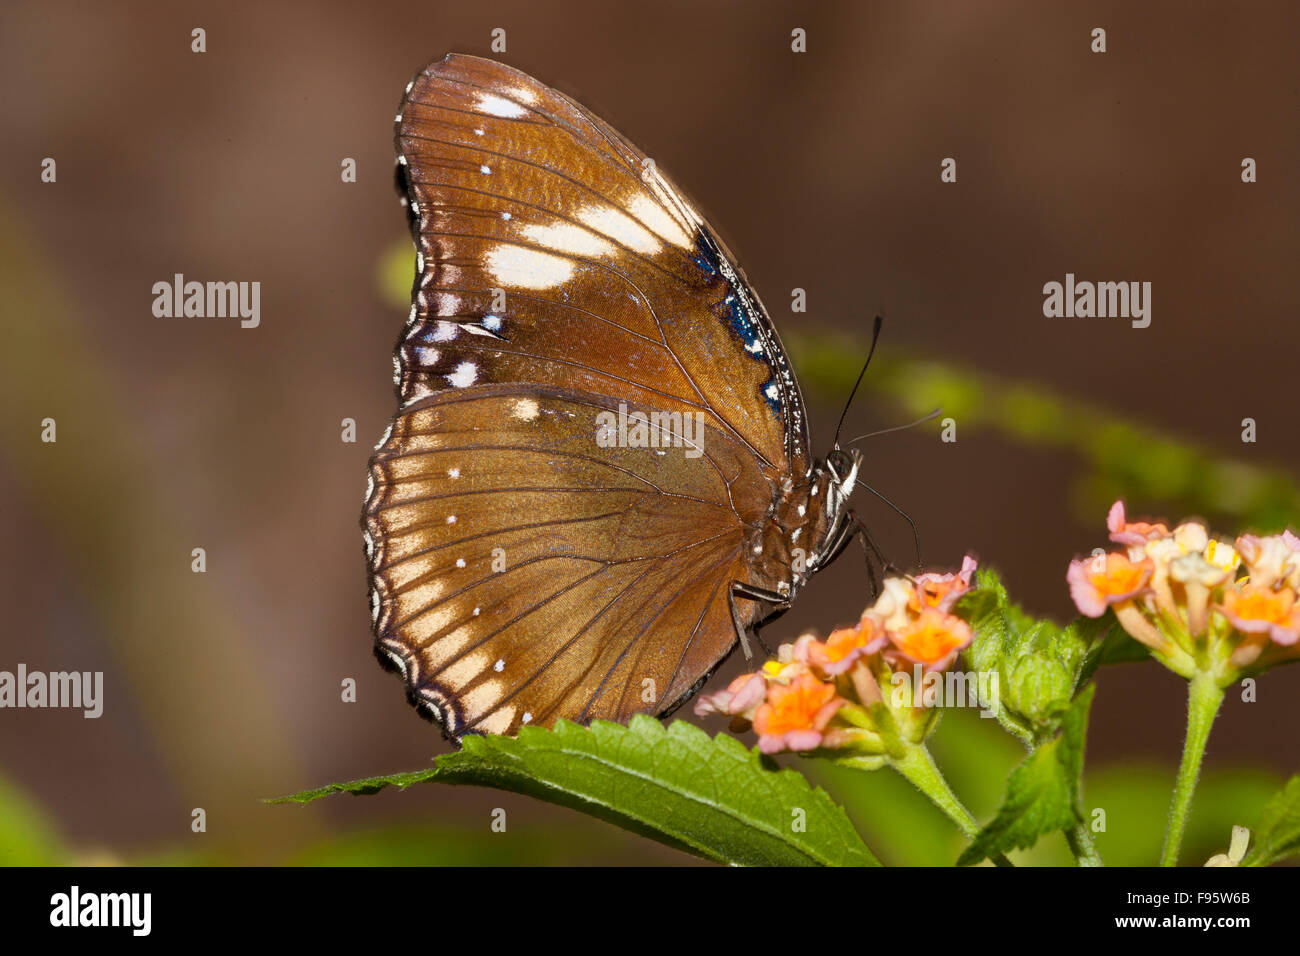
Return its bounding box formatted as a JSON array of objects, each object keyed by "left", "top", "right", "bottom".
[
  {"left": 889, "top": 743, "right": 1014, "bottom": 867},
  {"left": 1159, "top": 671, "right": 1225, "bottom": 867},
  {"left": 1066, "top": 822, "right": 1104, "bottom": 866}
]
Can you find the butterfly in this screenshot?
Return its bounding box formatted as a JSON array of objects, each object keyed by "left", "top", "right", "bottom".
[{"left": 363, "top": 54, "right": 875, "bottom": 739}]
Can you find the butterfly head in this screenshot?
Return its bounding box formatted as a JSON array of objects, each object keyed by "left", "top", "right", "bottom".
[
  {"left": 825, "top": 445, "right": 862, "bottom": 498},
  {"left": 816, "top": 444, "right": 863, "bottom": 554}
]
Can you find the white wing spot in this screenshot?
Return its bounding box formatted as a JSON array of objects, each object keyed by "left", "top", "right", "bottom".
[
  {"left": 475, "top": 93, "right": 528, "bottom": 118},
  {"left": 521, "top": 220, "right": 613, "bottom": 258},
  {"left": 446, "top": 361, "right": 478, "bottom": 388},
  {"left": 431, "top": 320, "right": 459, "bottom": 342},
  {"left": 484, "top": 245, "right": 574, "bottom": 290},
  {"left": 511, "top": 397, "right": 540, "bottom": 421},
  {"left": 627, "top": 194, "right": 692, "bottom": 248},
  {"left": 576, "top": 203, "right": 662, "bottom": 255},
  {"left": 494, "top": 658, "right": 505, "bottom": 672}
]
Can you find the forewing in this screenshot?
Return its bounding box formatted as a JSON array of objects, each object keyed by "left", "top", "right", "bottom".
[{"left": 394, "top": 53, "right": 811, "bottom": 478}]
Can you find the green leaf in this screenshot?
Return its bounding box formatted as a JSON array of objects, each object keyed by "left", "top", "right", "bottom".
[
  {"left": 271, "top": 717, "right": 879, "bottom": 867},
  {"left": 1242, "top": 775, "right": 1300, "bottom": 866},
  {"left": 957, "top": 685, "right": 1094, "bottom": 865},
  {"left": 267, "top": 768, "right": 438, "bottom": 803}
]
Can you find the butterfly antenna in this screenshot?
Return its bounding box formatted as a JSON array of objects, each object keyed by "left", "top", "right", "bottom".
[
  {"left": 832, "top": 315, "right": 883, "bottom": 448},
  {"left": 854, "top": 477, "right": 922, "bottom": 569},
  {"left": 845, "top": 406, "right": 943, "bottom": 445}
]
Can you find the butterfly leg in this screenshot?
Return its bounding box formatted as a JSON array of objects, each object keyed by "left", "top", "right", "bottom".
[
  {"left": 828, "top": 509, "right": 901, "bottom": 598},
  {"left": 729, "top": 582, "right": 791, "bottom": 661},
  {"left": 814, "top": 510, "right": 884, "bottom": 597}
]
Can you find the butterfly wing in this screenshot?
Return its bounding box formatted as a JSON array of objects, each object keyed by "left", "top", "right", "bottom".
[
  {"left": 392, "top": 53, "right": 810, "bottom": 477},
  {"left": 367, "top": 53, "right": 813, "bottom": 736},
  {"left": 366, "top": 387, "right": 772, "bottom": 736}
]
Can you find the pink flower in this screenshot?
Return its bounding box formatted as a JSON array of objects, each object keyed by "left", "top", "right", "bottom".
[
  {"left": 752, "top": 673, "right": 846, "bottom": 754},
  {"left": 1068, "top": 551, "right": 1154, "bottom": 617},
  {"left": 694, "top": 672, "right": 767, "bottom": 720},
  {"left": 912, "top": 555, "right": 979, "bottom": 613},
  {"left": 805, "top": 618, "right": 887, "bottom": 676},
  {"left": 1219, "top": 586, "right": 1300, "bottom": 646},
  {"left": 1236, "top": 534, "right": 1300, "bottom": 590},
  {"left": 1107, "top": 500, "right": 1169, "bottom": 547},
  {"left": 885, "top": 609, "right": 973, "bottom": 672}
]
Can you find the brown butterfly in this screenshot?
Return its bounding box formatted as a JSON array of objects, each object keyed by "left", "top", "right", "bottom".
[{"left": 363, "top": 54, "right": 874, "bottom": 739}]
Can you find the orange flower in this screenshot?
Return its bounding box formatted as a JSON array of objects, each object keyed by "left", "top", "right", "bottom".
[
  {"left": 1068, "top": 551, "right": 1153, "bottom": 617},
  {"left": 1220, "top": 585, "right": 1300, "bottom": 645},
  {"left": 889, "top": 609, "right": 973, "bottom": 669},
  {"left": 809, "top": 617, "right": 885, "bottom": 675},
  {"left": 752, "top": 673, "right": 845, "bottom": 754},
  {"left": 910, "top": 555, "right": 978, "bottom": 613}
]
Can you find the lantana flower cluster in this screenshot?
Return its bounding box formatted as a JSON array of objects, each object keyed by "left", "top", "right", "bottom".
[
  {"left": 695, "top": 557, "right": 978, "bottom": 757},
  {"left": 1068, "top": 501, "right": 1300, "bottom": 682}
]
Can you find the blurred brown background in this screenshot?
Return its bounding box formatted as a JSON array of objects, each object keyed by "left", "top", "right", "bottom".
[{"left": 0, "top": 0, "right": 1296, "bottom": 865}]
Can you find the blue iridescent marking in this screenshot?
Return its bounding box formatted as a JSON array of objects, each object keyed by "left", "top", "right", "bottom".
[
  {"left": 695, "top": 234, "right": 781, "bottom": 414},
  {"left": 690, "top": 233, "right": 718, "bottom": 278}
]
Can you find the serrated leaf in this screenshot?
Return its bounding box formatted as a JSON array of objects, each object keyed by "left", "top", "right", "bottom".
[
  {"left": 1242, "top": 775, "right": 1300, "bottom": 866},
  {"left": 957, "top": 684, "right": 1094, "bottom": 865},
  {"left": 271, "top": 716, "right": 879, "bottom": 867}
]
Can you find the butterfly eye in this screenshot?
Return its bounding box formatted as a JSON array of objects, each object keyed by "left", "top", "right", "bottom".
[{"left": 827, "top": 448, "right": 852, "bottom": 481}]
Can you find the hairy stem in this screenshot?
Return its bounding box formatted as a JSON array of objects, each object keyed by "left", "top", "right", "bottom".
[
  {"left": 889, "top": 743, "right": 1014, "bottom": 867},
  {"left": 1066, "top": 821, "right": 1104, "bottom": 866},
  {"left": 1160, "top": 672, "right": 1225, "bottom": 866}
]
